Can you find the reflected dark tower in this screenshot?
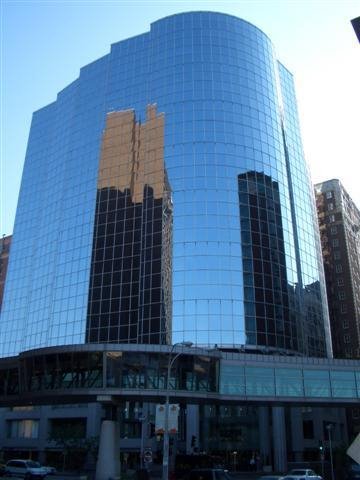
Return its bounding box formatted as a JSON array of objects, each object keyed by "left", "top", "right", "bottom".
[
  {"left": 86, "top": 106, "right": 172, "bottom": 344},
  {"left": 238, "top": 172, "right": 294, "bottom": 351}
]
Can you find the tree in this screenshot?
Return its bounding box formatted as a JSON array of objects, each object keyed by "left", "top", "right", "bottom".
[{"left": 48, "top": 423, "right": 87, "bottom": 471}]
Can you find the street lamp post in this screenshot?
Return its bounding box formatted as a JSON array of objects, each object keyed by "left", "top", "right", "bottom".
[
  {"left": 139, "top": 413, "right": 146, "bottom": 469},
  {"left": 326, "top": 424, "right": 335, "bottom": 480},
  {"left": 162, "top": 341, "right": 193, "bottom": 480}
]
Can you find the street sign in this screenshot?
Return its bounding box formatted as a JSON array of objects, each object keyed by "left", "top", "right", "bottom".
[
  {"left": 155, "top": 404, "right": 180, "bottom": 433},
  {"left": 143, "top": 449, "right": 153, "bottom": 463},
  {"left": 155, "top": 404, "right": 165, "bottom": 433},
  {"left": 169, "top": 404, "right": 180, "bottom": 433}
]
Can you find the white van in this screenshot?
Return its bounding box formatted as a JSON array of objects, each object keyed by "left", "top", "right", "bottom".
[{"left": 5, "top": 460, "right": 47, "bottom": 479}]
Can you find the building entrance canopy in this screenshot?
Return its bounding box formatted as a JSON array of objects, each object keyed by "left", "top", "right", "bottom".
[{"left": 0, "top": 344, "right": 359, "bottom": 406}]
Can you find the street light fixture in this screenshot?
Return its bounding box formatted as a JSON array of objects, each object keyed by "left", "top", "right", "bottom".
[
  {"left": 139, "top": 413, "right": 147, "bottom": 469},
  {"left": 162, "top": 341, "right": 193, "bottom": 480},
  {"left": 326, "top": 424, "right": 335, "bottom": 480}
]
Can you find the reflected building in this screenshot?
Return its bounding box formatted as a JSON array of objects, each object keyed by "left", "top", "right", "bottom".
[
  {"left": 86, "top": 106, "right": 172, "bottom": 345},
  {"left": 238, "top": 172, "right": 293, "bottom": 351}
]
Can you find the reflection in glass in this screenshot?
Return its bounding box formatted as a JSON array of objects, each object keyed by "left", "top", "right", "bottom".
[{"left": 86, "top": 106, "right": 172, "bottom": 345}]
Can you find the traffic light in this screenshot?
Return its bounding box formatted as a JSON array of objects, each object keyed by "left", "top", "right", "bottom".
[{"left": 191, "top": 435, "right": 197, "bottom": 447}]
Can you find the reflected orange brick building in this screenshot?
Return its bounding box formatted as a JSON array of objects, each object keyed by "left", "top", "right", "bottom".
[{"left": 86, "top": 105, "right": 172, "bottom": 344}]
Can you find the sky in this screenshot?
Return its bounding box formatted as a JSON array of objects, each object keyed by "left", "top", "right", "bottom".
[{"left": 1, "top": 0, "right": 359, "bottom": 237}]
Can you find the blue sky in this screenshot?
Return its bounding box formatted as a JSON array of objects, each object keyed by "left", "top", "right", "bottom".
[{"left": 1, "top": 0, "right": 359, "bottom": 236}]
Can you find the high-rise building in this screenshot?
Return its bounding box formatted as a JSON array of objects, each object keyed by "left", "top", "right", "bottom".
[
  {"left": 315, "top": 179, "right": 360, "bottom": 359},
  {"left": 1, "top": 12, "right": 359, "bottom": 475},
  {"left": 351, "top": 16, "right": 360, "bottom": 43},
  {"left": 0, "top": 11, "right": 331, "bottom": 359}
]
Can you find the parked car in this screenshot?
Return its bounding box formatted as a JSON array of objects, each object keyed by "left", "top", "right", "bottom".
[
  {"left": 0, "top": 464, "right": 6, "bottom": 477},
  {"left": 189, "top": 469, "right": 231, "bottom": 480},
  {"left": 282, "top": 469, "right": 322, "bottom": 480},
  {"left": 42, "top": 466, "right": 56, "bottom": 476},
  {"left": 5, "top": 459, "right": 48, "bottom": 479}
]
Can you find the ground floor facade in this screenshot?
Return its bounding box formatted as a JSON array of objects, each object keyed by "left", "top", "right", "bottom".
[
  {"left": 0, "top": 400, "right": 357, "bottom": 477},
  {"left": 0, "top": 344, "right": 359, "bottom": 478}
]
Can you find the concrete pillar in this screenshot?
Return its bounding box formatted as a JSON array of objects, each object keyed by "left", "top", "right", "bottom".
[
  {"left": 272, "top": 406, "right": 287, "bottom": 473},
  {"left": 95, "top": 420, "right": 120, "bottom": 480},
  {"left": 258, "top": 406, "right": 271, "bottom": 466},
  {"left": 186, "top": 405, "right": 199, "bottom": 454}
]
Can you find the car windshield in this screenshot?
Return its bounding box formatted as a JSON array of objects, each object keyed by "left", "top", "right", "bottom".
[
  {"left": 290, "top": 471, "right": 307, "bottom": 475},
  {"left": 26, "top": 461, "right": 41, "bottom": 468}
]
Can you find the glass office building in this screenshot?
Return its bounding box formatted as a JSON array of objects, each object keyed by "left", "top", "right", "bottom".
[{"left": 0, "top": 12, "right": 331, "bottom": 358}]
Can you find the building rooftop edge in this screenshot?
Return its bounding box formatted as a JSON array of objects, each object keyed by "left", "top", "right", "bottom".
[
  {"left": 31, "top": 11, "right": 281, "bottom": 116},
  {"left": 150, "top": 11, "right": 273, "bottom": 45}
]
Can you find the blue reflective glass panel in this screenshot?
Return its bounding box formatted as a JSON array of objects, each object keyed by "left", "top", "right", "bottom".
[
  {"left": 275, "top": 368, "right": 304, "bottom": 397},
  {"left": 303, "top": 370, "right": 331, "bottom": 397},
  {"left": 245, "top": 366, "right": 275, "bottom": 396}
]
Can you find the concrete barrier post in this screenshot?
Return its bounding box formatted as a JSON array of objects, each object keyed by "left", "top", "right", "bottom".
[{"left": 95, "top": 420, "right": 121, "bottom": 480}]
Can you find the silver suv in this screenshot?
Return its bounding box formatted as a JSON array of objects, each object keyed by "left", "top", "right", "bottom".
[
  {"left": 283, "top": 469, "right": 323, "bottom": 480},
  {"left": 5, "top": 460, "right": 47, "bottom": 479}
]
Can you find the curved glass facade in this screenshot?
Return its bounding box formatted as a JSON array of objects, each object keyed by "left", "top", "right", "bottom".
[{"left": 0, "top": 12, "right": 331, "bottom": 357}]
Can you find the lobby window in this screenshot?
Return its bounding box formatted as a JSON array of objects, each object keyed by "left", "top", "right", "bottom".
[
  {"left": 326, "top": 191, "right": 333, "bottom": 199},
  {"left": 6, "top": 419, "right": 39, "bottom": 439},
  {"left": 49, "top": 418, "right": 86, "bottom": 439},
  {"left": 303, "top": 419, "right": 314, "bottom": 439}
]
